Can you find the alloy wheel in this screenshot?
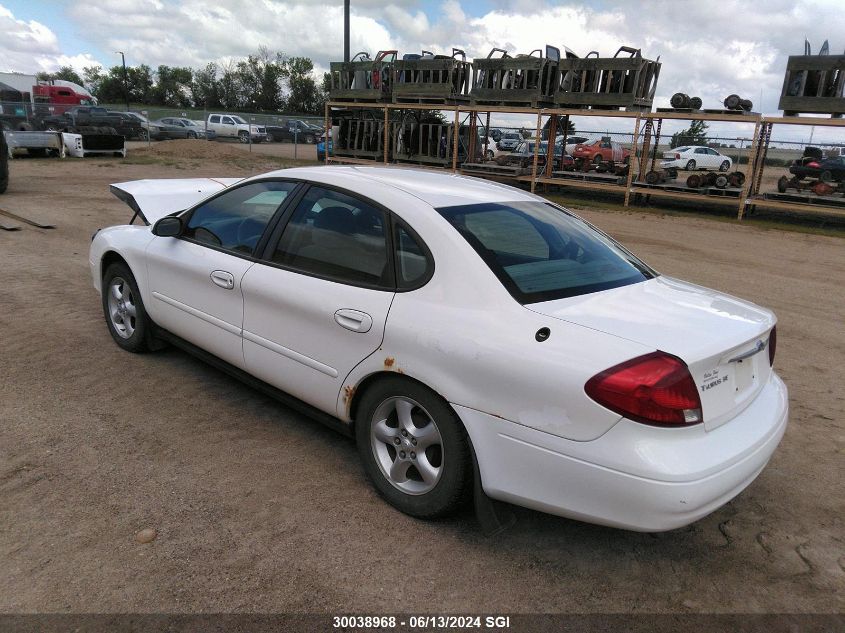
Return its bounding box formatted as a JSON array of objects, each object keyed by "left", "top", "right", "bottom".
[{"left": 107, "top": 277, "right": 137, "bottom": 339}]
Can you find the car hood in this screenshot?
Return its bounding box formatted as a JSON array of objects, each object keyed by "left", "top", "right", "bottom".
[{"left": 110, "top": 178, "right": 243, "bottom": 225}]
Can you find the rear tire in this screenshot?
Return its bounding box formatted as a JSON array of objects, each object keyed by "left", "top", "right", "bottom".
[
  {"left": 719, "top": 160, "right": 730, "bottom": 172},
  {"left": 356, "top": 377, "right": 471, "bottom": 519},
  {"left": 685, "top": 159, "right": 696, "bottom": 171},
  {"left": 102, "top": 262, "right": 151, "bottom": 353}
]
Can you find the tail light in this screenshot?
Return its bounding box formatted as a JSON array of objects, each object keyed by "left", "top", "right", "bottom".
[
  {"left": 585, "top": 352, "right": 702, "bottom": 426},
  {"left": 675, "top": 153, "right": 681, "bottom": 159},
  {"left": 768, "top": 326, "right": 777, "bottom": 366},
  {"left": 807, "top": 161, "right": 820, "bottom": 168}
]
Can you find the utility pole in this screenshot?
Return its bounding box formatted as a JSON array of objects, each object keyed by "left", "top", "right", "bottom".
[
  {"left": 344, "top": 0, "right": 350, "bottom": 62},
  {"left": 117, "top": 51, "right": 129, "bottom": 111}
]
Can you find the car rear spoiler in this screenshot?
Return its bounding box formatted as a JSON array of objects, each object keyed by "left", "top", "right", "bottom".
[{"left": 109, "top": 177, "right": 243, "bottom": 225}]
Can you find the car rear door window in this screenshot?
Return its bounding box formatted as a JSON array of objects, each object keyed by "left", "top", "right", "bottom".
[
  {"left": 183, "top": 181, "right": 297, "bottom": 256},
  {"left": 438, "top": 201, "right": 654, "bottom": 303},
  {"left": 270, "top": 186, "right": 391, "bottom": 288},
  {"left": 209, "top": 115, "right": 220, "bottom": 123}
]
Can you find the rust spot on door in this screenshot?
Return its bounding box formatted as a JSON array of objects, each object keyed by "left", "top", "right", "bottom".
[{"left": 384, "top": 357, "right": 395, "bottom": 368}]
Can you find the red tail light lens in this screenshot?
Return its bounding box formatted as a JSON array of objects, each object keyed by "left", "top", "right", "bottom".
[
  {"left": 807, "top": 161, "right": 820, "bottom": 168},
  {"left": 768, "top": 326, "right": 777, "bottom": 366},
  {"left": 585, "top": 352, "right": 703, "bottom": 426},
  {"left": 675, "top": 153, "right": 681, "bottom": 159}
]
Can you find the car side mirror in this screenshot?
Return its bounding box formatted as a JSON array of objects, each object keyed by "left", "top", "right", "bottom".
[{"left": 152, "top": 216, "right": 183, "bottom": 237}]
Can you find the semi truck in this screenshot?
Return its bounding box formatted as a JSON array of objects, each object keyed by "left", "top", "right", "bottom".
[{"left": 0, "top": 72, "right": 96, "bottom": 130}]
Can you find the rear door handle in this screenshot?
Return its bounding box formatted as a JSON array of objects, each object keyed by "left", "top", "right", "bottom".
[
  {"left": 210, "top": 270, "right": 235, "bottom": 289},
  {"left": 334, "top": 309, "right": 373, "bottom": 333}
]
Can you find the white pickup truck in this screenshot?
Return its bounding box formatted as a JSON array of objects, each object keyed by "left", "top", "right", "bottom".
[{"left": 205, "top": 114, "right": 268, "bottom": 143}]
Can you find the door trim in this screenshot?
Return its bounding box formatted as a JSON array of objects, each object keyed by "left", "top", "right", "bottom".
[
  {"left": 242, "top": 328, "right": 339, "bottom": 378},
  {"left": 152, "top": 291, "right": 242, "bottom": 336}
]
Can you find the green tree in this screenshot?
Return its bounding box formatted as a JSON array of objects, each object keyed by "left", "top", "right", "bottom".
[
  {"left": 285, "top": 56, "right": 320, "bottom": 114},
  {"left": 82, "top": 66, "right": 104, "bottom": 95},
  {"left": 670, "top": 120, "right": 709, "bottom": 148},
  {"left": 153, "top": 65, "right": 193, "bottom": 107},
  {"left": 191, "top": 62, "right": 221, "bottom": 109},
  {"left": 234, "top": 47, "right": 286, "bottom": 111},
  {"left": 36, "top": 66, "right": 85, "bottom": 86}
]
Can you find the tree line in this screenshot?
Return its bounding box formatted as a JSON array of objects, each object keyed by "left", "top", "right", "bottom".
[{"left": 36, "top": 47, "right": 329, "bottom": 115}]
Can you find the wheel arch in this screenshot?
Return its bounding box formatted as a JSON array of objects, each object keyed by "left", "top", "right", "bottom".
[
  {"left": 345, "top": 370, "right": 462, "bottom": 435},
  {"left": 100, "top": 249, "right": 130, "bottom": 281}
]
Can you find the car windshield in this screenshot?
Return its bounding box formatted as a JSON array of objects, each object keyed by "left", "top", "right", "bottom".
[
  {"left": 437, "top": 201, "right": 655, "bottom": 303},
  {"left": 504, "top": 133, "right": 520, "bottom": 140},
  {"left": 231, "top": 116, "right": 247, "bottom": 124}
]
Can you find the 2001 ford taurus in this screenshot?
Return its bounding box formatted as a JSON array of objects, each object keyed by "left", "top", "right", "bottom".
[{"left": 90, "top": 167, "right": 787, "bottom": 531}]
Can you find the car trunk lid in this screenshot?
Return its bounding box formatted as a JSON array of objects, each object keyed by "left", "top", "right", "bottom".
[
  {"left": 110, "top": 177, "right": 243, "bottom": 225},
  {"left": 527, "top": 276, "right": 776, "bottom": 430}
]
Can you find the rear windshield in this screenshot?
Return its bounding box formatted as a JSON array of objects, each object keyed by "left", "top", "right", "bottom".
[{"left": 437, "top": 201, "right": 655, "bottom": 303}]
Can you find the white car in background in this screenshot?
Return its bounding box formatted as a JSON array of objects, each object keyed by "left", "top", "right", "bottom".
[
  {"left": 91, "top": 167, "right": 786, "bottom": 531},
  {"left": 662, "top": 146, "right": 733, "bottom": 172}
]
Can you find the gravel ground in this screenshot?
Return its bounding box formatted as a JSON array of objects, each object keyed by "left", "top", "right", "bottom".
[{"left": 0, "top": 152, "right": 843, "bottom": 615}]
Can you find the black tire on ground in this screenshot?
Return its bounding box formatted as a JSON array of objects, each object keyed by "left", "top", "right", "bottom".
[
  {"left": 138, "top": 129, "right": 149, "bottom": 141},
  {"left": 777, "top": 176, "right": 789, "bottom": 193},
  {"left": 686, "top": 174, "right": 701, "bottom": 188},
  {"left": 685, "top": 159, "right": 696, "bottom": 171},
  {"left": 0, "top": 132, "right": 8, "bottom": 194},
  {"left": 355, "top": 377, "right": 472, "bottom": 519},
  {"left": 719, "top": 160, "right": 730, "bottom": 172},
  {"left": 238, "top": 131, "right": 250, "bottom": 144},
  {"left": 645, "top": 170, "right": 660, "bottom": 184},
  {"left": 731, "top": 171, "right": 746, "bottom": 187},
  {"left": 305, "top": 134, "right": 315, "bottom": 144},
  {"left": 101, "top": 262, "right": 152, "bottom": 354},
  {"left": 819, "top": 170, "right": 833, "bottom": 183},
  {"left": 715, "top": 175, "right": 729, "bottom": 189}
]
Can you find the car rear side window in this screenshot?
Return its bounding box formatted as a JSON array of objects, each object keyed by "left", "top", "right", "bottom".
[
  {"left": 395, "top": 223, "right": 431, "bottom": 289},
  {"left": 437, "top": 201, "right": 655, "bottom": 303},
  {"left": 184, "top": 181, "right": 296, "bottom": 256},
  {"left": 270, "top": 186, "right": 391, "bottom": 288}
]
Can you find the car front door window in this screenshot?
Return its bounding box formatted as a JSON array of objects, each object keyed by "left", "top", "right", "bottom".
[
  {"left": 270, "top": 186, "right": 391, "bottom": 288},
  {"left": 184, "top": 181, "right": 297, "bottom": 256}
]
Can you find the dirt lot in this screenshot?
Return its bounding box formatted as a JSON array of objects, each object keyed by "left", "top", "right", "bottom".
[{"left": 0, "top": 146, "right": 843, "bottom": 615}]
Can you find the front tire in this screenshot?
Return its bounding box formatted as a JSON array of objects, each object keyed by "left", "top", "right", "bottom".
[
  {"left": 238, "top": 131, "right": 250, "bottom": 144},
  {"left": 356, "top": 378, "right": 471, "bottom": 519},
  {"left": 102, "top": 263, "right": 150, "bottom": 353}
]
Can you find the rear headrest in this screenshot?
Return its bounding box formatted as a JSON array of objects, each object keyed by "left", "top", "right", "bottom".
[{"left": 314, "top": 206, "right": 356, "bottom": 233}]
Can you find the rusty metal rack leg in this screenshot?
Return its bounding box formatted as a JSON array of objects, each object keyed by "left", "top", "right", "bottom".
[
  {"left": 383, "top": 106, "right": 389, "bottom": 165},
  {"left": 752, "top": 122, "right": 773, "bottom": 197},
  {"left": 559, "top": 115, "right": 570, "bottom": 172},
  {"left": 324, "top": 102, "right": 330, "bottom": 165},
  {"left": 624, "top": 114, "right": 642, "bottom": 207},
  {"left": 649, "top": 117, "right": 663, "bottom": 172},
  {"left": 484, "top": 111, "right": 491, "bottom": 162},
  {"left": 737, "top": 119, "right": 762, "bottom": 219},
  {"left": 530, "top": 111, "right": 543, "bottom": 193},
  {"left": 451, "top": 106, "right": 460, "bottom": 173},
  {"left": 638, "top": 118, "right": 654, "bottom": 182},
  {"left": 545, "top": 114, "right": 559, "bottom": 179}
]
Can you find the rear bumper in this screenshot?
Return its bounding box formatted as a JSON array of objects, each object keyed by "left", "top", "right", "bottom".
[{"left": 457, "top": 372, "right": 788, "bottom": 532}]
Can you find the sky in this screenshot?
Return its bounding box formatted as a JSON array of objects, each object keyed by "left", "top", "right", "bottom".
[{"left": 2, "top": 0, "right": 844, "bottom": 142}]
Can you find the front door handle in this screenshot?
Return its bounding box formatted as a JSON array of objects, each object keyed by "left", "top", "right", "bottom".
[
  {"left": 210, "top": 270, "right": 235, "bottom": 290},
  {"left": 334, "top": 309, "right": 373, "bottom": 333}
]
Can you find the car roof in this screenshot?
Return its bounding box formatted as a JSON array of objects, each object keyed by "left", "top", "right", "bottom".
[{"left": 257, "top": 166, "right": 537, "bottom": 208}]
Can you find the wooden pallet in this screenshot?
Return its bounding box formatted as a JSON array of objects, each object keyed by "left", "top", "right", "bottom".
[
  {"left": 633, "top": 182, "right": 742, "bottom": 197},
  {"left": 461, "top": 162, "right": 529, "bottom": 177},
  {"left": 392, "top": 96, "right": 469, "bottom": 105},
  {"left": 550, "top": 171, "right": 625, "bottom": 185},
  {"left": 781, "top": 111, "right": 844, "bottom": 118},
  {"left": 762, "top": 191, "right": 845, "bottom": 207},
  {"left": 656, "top": 107, "right": 702, "bottom": 114},
  {"left": 469, "top": 98, "right": 553, "bottom": 108},
  {"left": 702, "top": 108, "right": 760, "bottom": 116}
]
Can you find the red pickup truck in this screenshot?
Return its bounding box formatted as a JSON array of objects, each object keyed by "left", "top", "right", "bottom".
[{"left": 571, "top": 139, "right": 631, "bottom": 165}]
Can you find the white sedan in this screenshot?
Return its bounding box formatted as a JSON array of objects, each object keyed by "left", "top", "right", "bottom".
[
  {"left": 91, "top": 167, "right": 787, "bottom": 531},
  {"left": 661, "top": 146, "right": 733, "bottom": 172}
]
